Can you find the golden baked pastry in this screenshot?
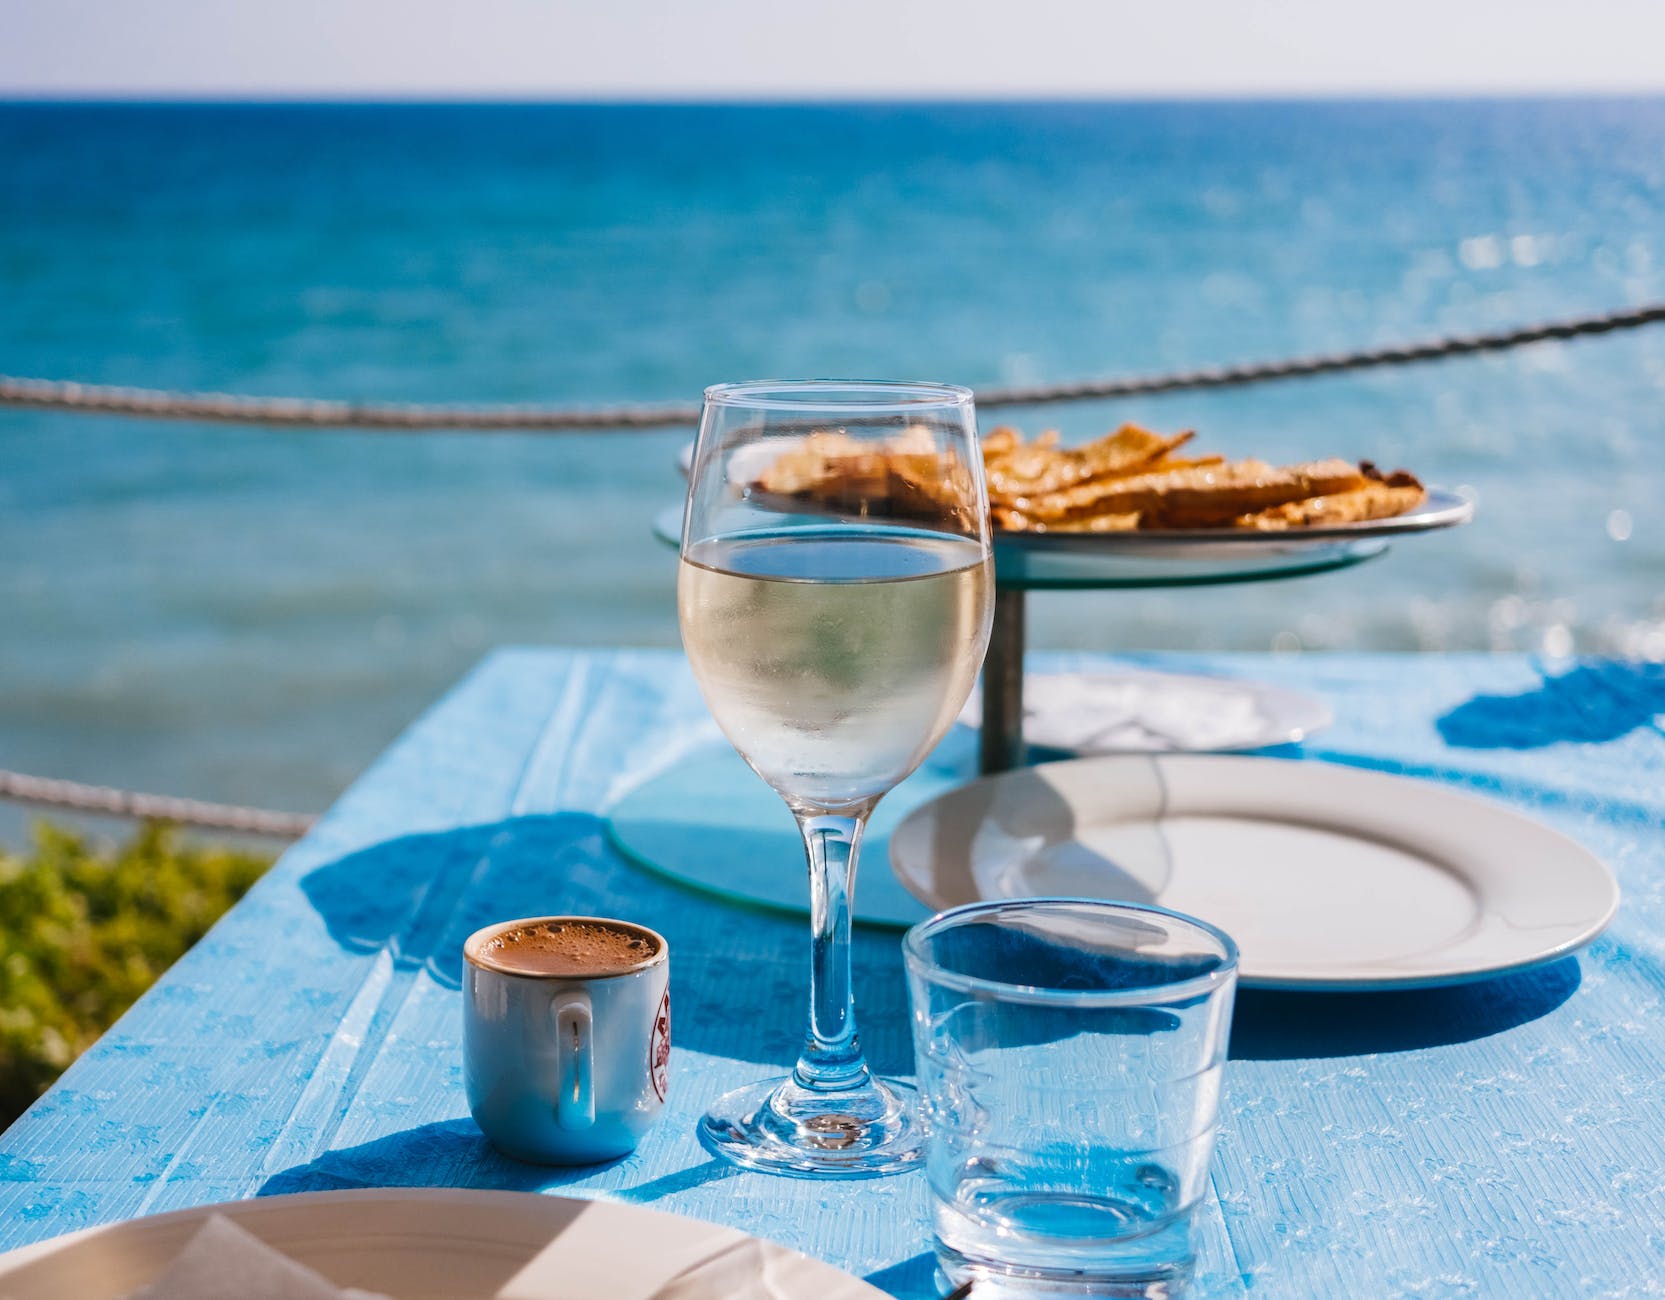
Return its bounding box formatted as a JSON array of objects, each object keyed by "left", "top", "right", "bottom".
[{"left": 751, "top": 423, "right": 1426, "bottom": 533}]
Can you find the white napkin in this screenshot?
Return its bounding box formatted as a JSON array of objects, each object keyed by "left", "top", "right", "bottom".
[
  {"left": 121, "top": 1214, "right": 394, "bottom": 1300},
  {"left": 497, "top": 1204, "right": 876, "bottom": 1300},
  {"left": 649, "top": 1237, "right": 873, "bottom": 1300}
]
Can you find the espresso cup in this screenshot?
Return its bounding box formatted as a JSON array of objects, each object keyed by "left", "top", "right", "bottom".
[{"left": 463, "top": 915, "right": 670, "bottom": 1165}]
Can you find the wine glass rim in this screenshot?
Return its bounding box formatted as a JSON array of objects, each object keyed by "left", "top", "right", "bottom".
[
  {"left": 903, "top": 897, "right": 1240, "bottom": 1007},
  {"left": 703, "top": 378, "right": 975, "bottom": 411}
]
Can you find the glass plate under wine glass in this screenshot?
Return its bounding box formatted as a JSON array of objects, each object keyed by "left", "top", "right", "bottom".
[{"left": 678, "top": 379, "right": 995, "bottom": 1177}]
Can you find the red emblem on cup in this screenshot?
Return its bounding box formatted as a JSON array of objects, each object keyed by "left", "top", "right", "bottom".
[{"left": 650, "top": 989, "right": 671, "bottom": 1101}]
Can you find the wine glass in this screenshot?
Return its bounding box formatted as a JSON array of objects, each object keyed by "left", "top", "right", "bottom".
[{"left": 678, "top": 379, "right": 994, "bottom": 1177}]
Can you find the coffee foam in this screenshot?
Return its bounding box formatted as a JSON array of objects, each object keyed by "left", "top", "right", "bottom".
[{"left": 475, "top": 918, "right": 660, "bottom": 978}]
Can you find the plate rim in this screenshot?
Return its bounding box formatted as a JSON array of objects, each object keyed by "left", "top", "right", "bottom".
[
  {"left": 996, "top": 487, "right": 1474, "bottom": 552},
  {"left": 889, "top": 752, "right": 1619, "bottom": 991},
  {"left": 0, "top": 1186, "right": 888, "bottom": 1298}
]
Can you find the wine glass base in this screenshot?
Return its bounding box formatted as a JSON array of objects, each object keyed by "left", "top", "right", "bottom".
[{"left": 697, "top": 1074, "right": 923, "bottom": 1179}]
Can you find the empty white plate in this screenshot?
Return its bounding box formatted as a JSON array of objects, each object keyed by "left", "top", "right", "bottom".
[
  {"left": 889, "top": 754, "right": 1618, "bottom": 990},
  {"left": 957, "top": 670, "right": 1332, "bottom": 753},
  {"left": 0, "top": 1188, "right": 886, "bottom": 1300}
]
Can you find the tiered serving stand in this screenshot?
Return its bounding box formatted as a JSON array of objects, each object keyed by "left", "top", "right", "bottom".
[{"left": 653, "top": 489, "right": 1471, "bottom": 774}]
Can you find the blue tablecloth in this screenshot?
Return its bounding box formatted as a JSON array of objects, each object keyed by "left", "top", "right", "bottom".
[{"left": 2, "top": 650, "right": 1662, "bottom": 1297}]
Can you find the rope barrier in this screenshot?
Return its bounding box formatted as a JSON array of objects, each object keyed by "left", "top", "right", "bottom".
[
  {"left": 3, "top": 302, "right": 1662, "bottom": 433},
  {"left": 977, "top": 301, "right": 1665, "bottom": 405},
  {"left": 5, "top": 298, "right": 1664, "bottom": 834},
  {"left": 0, "top": 769, "right": 315, "bottom": 840}
]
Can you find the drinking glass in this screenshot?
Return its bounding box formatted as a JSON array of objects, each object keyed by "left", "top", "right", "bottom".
[
  {"left": 904, "top": 899, "right": 1238, "bottom": 1294},
  {"left": 679, "top": 379, "right": 994, "bottom": 1177}
]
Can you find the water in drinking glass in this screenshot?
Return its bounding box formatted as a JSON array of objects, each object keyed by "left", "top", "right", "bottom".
[
  {"left": 679, "top": 527, "right": 991, "bottom": 810},
  {"left": 905, "top": 899, "right": 1238, "bottom": 1294}
]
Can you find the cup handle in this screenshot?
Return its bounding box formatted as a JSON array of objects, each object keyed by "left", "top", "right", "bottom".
[{"left": 552, "top": 990, "right": 594, "bottom": 1131}]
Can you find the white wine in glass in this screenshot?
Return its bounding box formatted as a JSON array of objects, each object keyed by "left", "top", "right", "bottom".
[{"left": 679, "top": 381, "right": 994, "bottom": 1177}]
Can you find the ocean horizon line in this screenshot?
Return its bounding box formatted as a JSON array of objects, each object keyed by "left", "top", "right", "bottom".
[{"left": 5, "top": 90, "right": 1665, "bottom": 109}]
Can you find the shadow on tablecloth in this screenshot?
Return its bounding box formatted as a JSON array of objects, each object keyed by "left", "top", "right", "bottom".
[
  {"left": 1229, "top": 956, "right": 1581, "bottom": 1059},
  {"left": 254, "top": 1121, "right": 762, "bottom": 1206},
  {"left": 254, "top": 1117, "right": 649, "bottom": 1198},
  {"left": 291, "top": 811, "right": 913, "bottom": 1074},
  {"left": 1438, "top": 661, "right": 1665, "bottom": 750},
  {"left": 292, "top": 813, "right": 645, "bottom": 993}
]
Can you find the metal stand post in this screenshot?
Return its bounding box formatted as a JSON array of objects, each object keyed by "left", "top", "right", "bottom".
[{"left": 979, "top": 587, "right": 1027, "bottom": 775}]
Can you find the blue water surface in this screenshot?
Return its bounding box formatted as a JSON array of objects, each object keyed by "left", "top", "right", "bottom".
[{"left": 2, "top": 100, "right": 1663, "bottom": 819}]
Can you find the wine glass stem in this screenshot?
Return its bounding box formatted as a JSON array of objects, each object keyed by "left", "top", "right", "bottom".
[{"left": 791, "top": 809, "right": 875, "bottom": 1094}]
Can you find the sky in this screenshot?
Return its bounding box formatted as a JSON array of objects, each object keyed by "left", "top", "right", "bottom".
[{"left": 5, "top": 0, "right": 1665, "bottom": 99}]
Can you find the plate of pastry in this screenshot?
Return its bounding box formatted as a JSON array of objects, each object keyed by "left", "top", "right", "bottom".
[{"left": 723, "top": 422, "right": 1473, "bottom": 553}]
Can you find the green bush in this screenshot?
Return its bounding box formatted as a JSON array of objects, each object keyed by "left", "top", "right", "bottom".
[{"left": 0, "top": 820, "right": 273, "bottom": 1128}]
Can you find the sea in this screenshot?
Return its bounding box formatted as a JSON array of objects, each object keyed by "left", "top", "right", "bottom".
[{"left": 2, "top": 100, "right": 1663, "bottom": 828}]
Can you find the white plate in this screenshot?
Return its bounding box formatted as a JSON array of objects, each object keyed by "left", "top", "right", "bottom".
[
  {"left": 997, "top": 487, "right": 1472, "bottom": 552},
  {"left": 957, "top": 670, "right": 1332, "bottom": 753},
  {"left": 890, "top": 755, "right": 1618, "bottom": 990},
  {"left": 0, "top": 1188, "right": 886, "bottom": 1300}
]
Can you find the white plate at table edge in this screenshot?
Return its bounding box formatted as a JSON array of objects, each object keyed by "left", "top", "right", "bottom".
[
  {"left": 889, "top": 754, "right": 1618, "bottom": 992},
  {"left": 673, "top": 439, "right": 1475, "bottom": 551},
  {"left": 0, "top": 1187, "right": 887, "bottom": 1300}
]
